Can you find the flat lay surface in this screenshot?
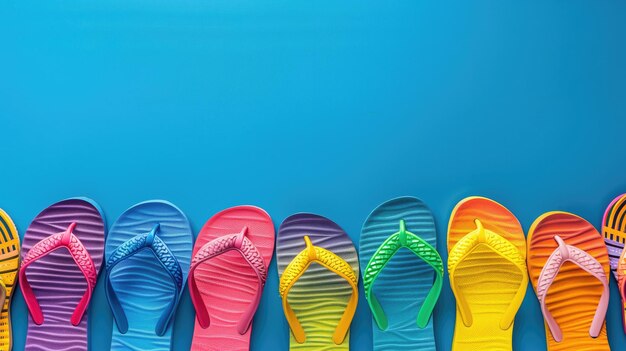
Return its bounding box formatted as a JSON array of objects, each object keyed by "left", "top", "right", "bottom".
[{"left": 1, "top": 0, "right": 626, "bottom": 350}]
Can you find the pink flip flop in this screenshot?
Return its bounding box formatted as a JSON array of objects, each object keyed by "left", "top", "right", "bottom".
[{"left": 188, "top": 205, "right": 275, "bottom": 351}]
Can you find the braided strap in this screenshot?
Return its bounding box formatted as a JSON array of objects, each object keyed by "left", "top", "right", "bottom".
[
  {"left": 362, "top": 220, "right": 443, "bottom": 330},
  {"left": 188, "top": 226, "right": 267, "bottom": 335},
  {"left": 279, "top": 236, "right": 358, "bottom": 345},
  {"left": 448, "top": 219, "right": 527, "bottom": 330},
  {"left": 105, "top": 224, "right": 183, "bottom": 336},
  {"left": 19, "top": 222, "right": 98, "bottom": 326},
  {"left": 537, "top": 235, "right": 609, "bottom": 342}
]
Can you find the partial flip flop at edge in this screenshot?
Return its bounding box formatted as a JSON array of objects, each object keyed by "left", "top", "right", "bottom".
[
  {"left": 105, "top": 200, "right": 192, "bottom": 351},
  {"left": 359, "top": 196, "right": 442, "bottom": 351},
  {"left": 601, "top": 193, "right": 626, "bottom": 333},
  {"left": 447, "top": 196, "right": 527, "bottom": 351},
  {"left": 528, "top": 211, "right": 610, "bottom": 351},
  {"left": 277, "top": 213, "right": 359, "bottom": 350},
  {"left": 0, "top": 208, "right": 20, "bottom": 351},
  {"left": 189, "top": 205, "right": 275, "bottom": 351},
  {"left": 20, "top": 197, "right": 105, "bottom": 351}
]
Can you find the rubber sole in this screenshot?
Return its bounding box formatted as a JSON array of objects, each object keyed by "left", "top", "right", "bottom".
[
  {"left": 602, "top": 193, "right": 626, "bottom": 279},
  {"left": 359, "top": 197, "right": 438, "bottom": 351},
  {"left": 528, "top": 211, "right": 610, "bottom": 351},
  {"left": 447, "top": 196, "right": 526, "bottom": 351},
  {"left": 190, "top": 205, "right": 274, "bottom": 351},
  {"left": 276, "top": 213, "right": 359, "bottom": 351},
  {"left": 22, "top": 198, "right": 105, "bottom": 351},
  {"left": 0, "top": 209, "right": 19, "bottom": 351},
  {"left": 106, "top": 200, "right": 192, "bottom": 351}
]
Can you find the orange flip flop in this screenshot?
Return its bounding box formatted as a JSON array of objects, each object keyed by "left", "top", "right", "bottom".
[{"left": 527, "top": 211, "right": 611, "bottom": 351}]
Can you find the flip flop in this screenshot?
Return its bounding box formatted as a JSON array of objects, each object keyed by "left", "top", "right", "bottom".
[
  {"left": 602, "top": 193, "right": 626, "bottom": 332},
  {"left": 359, "top": 197, "right": 443, "bottom": 351},
  {"left": 276, "top": 213, "right": 359, "bottom": 351},
  {"left": 105, "top": 200, "right": 192, "bottom": 351},
  {"left": 19, "top": 198, "right": 105, "bottom": 351},
  {"left": 528, "top": 211, "right": 611, "bottom": 351},
  {"left": 188, "top": 205, "right": 275, "bottom": 351},
  {"left": 447, "top": 196, "right": 527, "bottom": 351},
  {"left": 0, "top": 209, "right": 20, "bottom": 351}
]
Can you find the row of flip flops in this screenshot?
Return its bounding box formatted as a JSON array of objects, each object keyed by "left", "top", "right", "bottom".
[
  {"left": 0, "top": 195, "right": 622, "bottom": 350},
  {"left": 10, "top": 198, "right": 274, "bottom": 351},
  {"left": 362, "top": 195, "right": 616, "bottom": 351},
  {"left": 361, "top": 196, "right": 617, "bottom": 351}
]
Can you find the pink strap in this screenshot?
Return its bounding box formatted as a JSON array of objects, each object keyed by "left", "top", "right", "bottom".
[
  {"left": 537, "top": 236, "right": 609, "bottom": 342},
  {"left": 188, "top": 226, "right": 267, "bottom": 334},
  {"left": 617, "top": 246, "right": 626, "bottom": 333},
  {"left": 19, "top": 222, "right": 98, "bottom": 326}
]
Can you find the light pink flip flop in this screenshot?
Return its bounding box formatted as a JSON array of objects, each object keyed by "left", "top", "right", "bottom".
[{"left": 188, "top": 205, "right": 275, "bottom": 351}]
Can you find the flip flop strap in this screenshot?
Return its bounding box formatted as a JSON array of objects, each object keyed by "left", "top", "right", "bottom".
[
  {"left": 188, "top": 227, "right": 267, "bottom": 335},
  {"left": 0, "top": 278, "right": 6, "bottom": 314},
  {"left": 448, "top": 219, "right": 527, "bottom": 330},
  {"left": 618, "top": 246, "right": 626, "bottom": 333},
  {"left": 362, "top": 219, "right": 443, "bottom": 330},
  {"left": 19, "top": 222, "right": 97, "bottom": 326},
  {"left": 536, "top": 235, "right": 609, "bottom": 342},
  {"left": 105, "top": 224, "right": 183, "bottom": 336},
  {"left": 279, "top": 236, "right": 358, "bottom": 345}
]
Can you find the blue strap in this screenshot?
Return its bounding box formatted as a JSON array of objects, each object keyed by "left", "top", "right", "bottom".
[{"left": 105, "top": 224, "right": 183, "bottom": 336}]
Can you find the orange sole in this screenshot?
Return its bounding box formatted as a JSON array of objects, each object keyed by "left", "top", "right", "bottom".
[{"left": 527, "top": 211, "right": 610, "bottom": 351}]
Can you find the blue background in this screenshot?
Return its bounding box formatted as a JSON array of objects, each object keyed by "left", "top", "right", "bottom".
[{"left": 1, "top": 0, "right": 625, "bottom": 350}]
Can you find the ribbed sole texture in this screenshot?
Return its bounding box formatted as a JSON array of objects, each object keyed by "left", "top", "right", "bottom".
[
  {"left": 106, "top": 201, "right": 192, "bottom": 351},
  {"left": 528, "top": 212, "right": 610, "bottom": 351},
  {"left": 22, "top": 199, "right": 105, "bottom": 351},
  {"left": 277, "top": 214, "right": 359, "bottom": 351},
  {"left": 359, "top": 197, "right": 438, "bottom": 351},
  {"left": 448, "top": 197, "right": 525, "bottom": 351},
  {"left": 190, "top": 206, "right": 274, "bottom": 351}
]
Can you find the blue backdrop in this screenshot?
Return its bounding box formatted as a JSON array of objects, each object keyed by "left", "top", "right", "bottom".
[{"left": 1, "top": 0, "right": 626, "bottom": 350}]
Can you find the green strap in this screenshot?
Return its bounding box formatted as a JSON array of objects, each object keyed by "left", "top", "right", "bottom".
[{"left": 363, "top": 220, "right": 444, "bottom": 331}]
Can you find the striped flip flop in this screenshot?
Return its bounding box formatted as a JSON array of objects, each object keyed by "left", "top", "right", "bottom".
[
  {"left": 277, "top": 213, "right": 359, "bottom": 351},
  {"left": 602, "top": 193, "right": 626, "bottom": 332},
  {"left": 0, "top": 209, "right": 19, "bottom": 351}
]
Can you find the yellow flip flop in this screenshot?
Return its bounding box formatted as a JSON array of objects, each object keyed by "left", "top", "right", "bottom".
[
  {"left": 0, "top": 209, "right": 20, "bottom": 351},
  {"left": 447, "top": 197, "right": 527, "bottom": 351},
  {"left": 277, "top": 214, "right": 359, "bottom": 350}
]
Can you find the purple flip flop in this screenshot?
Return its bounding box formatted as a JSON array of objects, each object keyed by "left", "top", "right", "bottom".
[
  {"left": 19, "top": 198, "right": 105, "bottom": 351},
  {"left": 276, "top": 213, "right": 359, "bottom": 350}
]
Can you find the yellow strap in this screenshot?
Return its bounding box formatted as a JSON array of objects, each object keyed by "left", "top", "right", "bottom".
[
  {"left": 448, "top": 219, "right": 528, "bottom": 330},
  {"left": 279, "top": 236, "right": 358, "bottom": 345}
]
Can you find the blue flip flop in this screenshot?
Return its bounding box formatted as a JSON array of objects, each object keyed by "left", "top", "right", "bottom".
[
  {"left": 105, "top": 200, "right": 193, "bottom": 351},
  {"left": 359, "top": 197, "right": 443, "bottom": 351}
]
